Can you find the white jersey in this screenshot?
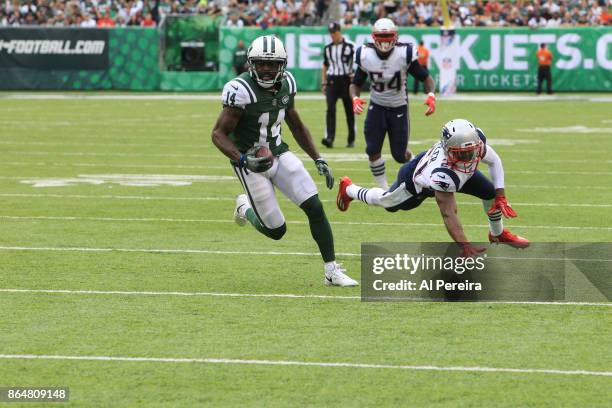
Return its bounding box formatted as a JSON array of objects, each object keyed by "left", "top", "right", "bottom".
[
  {"left": 413, "top": 142, "right": 472, "bottom": 194},
  {"left": 412, "top": 131, "right": 505, "bottom": 194},
  {"left": 355, "top": 43, "right": 419, "bottom": 108}
]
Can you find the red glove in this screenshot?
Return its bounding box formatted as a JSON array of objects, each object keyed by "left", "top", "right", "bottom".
[
  {"left": 488, "top": 196, "right": 517, "bottom": 218},
  {"left": 458, "top": 242, "right": 486, "bottom": 258},
  {"left": 352, "top": 96, "right": 366, "bottom": 115},
  {"left": 424, "top": 92, "right": 436, "bottom": 116}
]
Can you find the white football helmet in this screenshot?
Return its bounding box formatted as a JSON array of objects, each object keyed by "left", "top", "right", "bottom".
[
  {"left": 440, "top": 119, "right": 483, "bottom": 173},
  {"left": 372, "top": 18, "right": 398, "bottom": 53},
  {"left": 247, "top": 35, "right": 287, "bottom": 88}
]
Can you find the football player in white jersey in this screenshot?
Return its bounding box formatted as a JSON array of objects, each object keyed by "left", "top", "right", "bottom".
[
  {"left": 350, "top": 18, "right": 436, "bottom": 189},
  {"left": 336, "top": 119, "right": 530, "bottom": 256}
]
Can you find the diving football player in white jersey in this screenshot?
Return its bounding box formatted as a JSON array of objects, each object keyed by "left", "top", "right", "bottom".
[
  {"left": 336, "top": 119, "right": 530, "bottom": 256},
  {"left": 350, "top": 18, "right": 436, "bottom": 189}
]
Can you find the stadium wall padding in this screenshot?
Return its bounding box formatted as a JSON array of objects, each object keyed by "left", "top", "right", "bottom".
[
  {"left": 219, "top": 26, "right": 612, "bottom": 92},
  {"left": 1, "top": 27, "right": 610, "bottom": 91}
]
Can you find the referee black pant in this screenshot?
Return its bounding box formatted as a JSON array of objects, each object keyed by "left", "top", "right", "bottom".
[
  {"left": 537, "top": 65, "right": 552, "bottom": 95},
  {"left": 326, "top": 75, "right": 355, "bottom": 144}
]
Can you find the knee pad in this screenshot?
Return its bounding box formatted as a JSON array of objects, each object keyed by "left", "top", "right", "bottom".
[
  {"left": 266, "top": 223, "right": 287, "bottom": 240},
  {"left": 300, "top": 195, "right": 324, "bottom": 220}
]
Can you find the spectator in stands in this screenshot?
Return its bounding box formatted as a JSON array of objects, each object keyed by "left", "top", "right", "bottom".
[
  {"left": 226, "top": 12, "right": 243, "bottom": 27},
  {"left": 80, "top": 12, "right": 96, "bottom": 26},
  {"left": 340, "top": 11, "right": 357, "bottom": 27},
  {"left": 141, "top": 11, "right": 155, "bottom": 26},
  {"left": 3, "top": 0, "right": 610, "bottom": 28},
  {"left": 528, "top": 11, "right": 547, "bottom": 27}
]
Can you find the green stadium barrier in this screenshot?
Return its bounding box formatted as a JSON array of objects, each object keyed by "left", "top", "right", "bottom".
[
  {"left": 219, "top": 26, "right": 612, "bottom": 92},
  {"left": 162, "top": 15, "right": 222, "bottom": 71},
  {"left": 2, "top": 26, "right": 610, "bottom": 92}
]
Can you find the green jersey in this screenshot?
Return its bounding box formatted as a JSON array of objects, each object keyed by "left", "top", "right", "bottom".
[{"left": 221, "top": 71, "right": 297, "bottom": 156}]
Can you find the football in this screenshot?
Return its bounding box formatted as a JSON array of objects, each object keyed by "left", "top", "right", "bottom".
[{"left": 255, "top": 145, "right": 274, "bottom": 164}]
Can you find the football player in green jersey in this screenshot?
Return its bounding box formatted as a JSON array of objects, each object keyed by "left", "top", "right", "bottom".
[{"left": 212, "top": 35, "right": 358, "bottom": 286}]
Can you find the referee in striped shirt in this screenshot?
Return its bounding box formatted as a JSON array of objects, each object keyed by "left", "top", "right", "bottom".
[{"left": 321, "top": 22, "right": 356, "bottom": 149}]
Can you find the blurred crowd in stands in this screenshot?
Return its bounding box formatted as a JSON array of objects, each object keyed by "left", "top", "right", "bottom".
[{"left": 1, "top": 0, "right": 610, "bottom": 28}]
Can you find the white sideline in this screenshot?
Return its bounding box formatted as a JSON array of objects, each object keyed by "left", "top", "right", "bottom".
[
  {"left": 1, "top": 215, "right": 611, "bottom": 231},
  {"left": 0, "top": 193, "right": 610, "bottom": 208},
  {"left": 0, "top": 354, "right": 609, "bottom": 377},
  {"left": 0, "top": 288, "right": 609, "bottom": 307},
  {"left": 1, "top": 93, "right": 612, "bottom": 102},
  {"left": 0, "top": 246, "right": 610, "bottom": 263}
]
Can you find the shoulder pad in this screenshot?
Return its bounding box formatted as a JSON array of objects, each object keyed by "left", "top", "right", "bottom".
[
  {"left": 284, "top": 71, "right": 297, "bottom": 95},
  {"left": 403, "top": 43, "right": 418, "bottom": 64},
  {"left": 430, "top": 168, "right": 460, "bottom": 192},
  {"left": 221, "top": 78, "right": 257, "bottom": 109}
]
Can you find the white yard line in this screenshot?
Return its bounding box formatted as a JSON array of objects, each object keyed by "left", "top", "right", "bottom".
[
  {"left": 0, "top": 246, "right": 610, "bottom": 264},
  {"left": 0, "top": 193, "right": 609, "bottom": 208},
  {"left": 4, "top": 158, "right": 611, "bottom": 167},
  {"left": 0, "top": 288, "right": 609, "bottom": 307},
  {"left": 3, "top": 152, "right": 611, "bottom": 172},
  {"left": 1, "top": 215, "right": 610, "bottom": 231},
  {"left": 0, "top": 354, "right": 609, "bottom": 377}
]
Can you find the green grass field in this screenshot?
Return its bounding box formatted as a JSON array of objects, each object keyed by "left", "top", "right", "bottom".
[{"left": 0, "top": 93, "right": 610, "bottom": 407}]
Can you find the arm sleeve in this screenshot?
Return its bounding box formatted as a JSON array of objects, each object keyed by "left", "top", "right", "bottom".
[
  {"left": 408, "top": 60, "right": 429, "bottom": 81},
  {"left": 407, "top": 44, "right": 419, "bottom": 64},
  {"left": 323, "top": 45, "right": 329, "bottom": 66},
  {"left": 481, "top": 145, "right": 505, "bottom": 189},
  {"left": 221, "top": 80, "right": 253, "bottom": 109},
  {"left": 352, "top": 67, "right": 367, "bottom": 86}
]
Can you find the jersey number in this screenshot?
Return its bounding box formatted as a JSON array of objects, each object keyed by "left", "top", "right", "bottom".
[
  {"left": 258, "top": 109, "right": 285, "bottom": 148},
  {"left": 225, "top": 92, "right": 236, "bottom": 106},
  {"left": 369, "top": 71, "right": 402, "bottom": 92}
]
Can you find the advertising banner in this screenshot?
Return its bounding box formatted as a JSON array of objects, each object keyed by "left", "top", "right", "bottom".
[
  {"left": 0, "top": 28, "right": 108, "bottom": 70},
  {"left": 0, "top": 28, "right": 159, "bottom": 90},
  {"left": 219, "top": 26, "right": 612, "bottom": 92}
]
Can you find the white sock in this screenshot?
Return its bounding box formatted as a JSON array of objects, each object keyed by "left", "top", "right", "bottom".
[
  {"left": 369, "top": 158, "right": 388, "bottom": 189},
  {"left": 324, "top": 261, "right": 337, "bottom": 273},
  {"left": 347, "top": 184, "right": 385, "bottom": 206},
  {"left": 483, "top": 199, "right": 504, "bottom": 236},
  {"left": 238, "top": 201, "right": 251, "bottom": 217}
]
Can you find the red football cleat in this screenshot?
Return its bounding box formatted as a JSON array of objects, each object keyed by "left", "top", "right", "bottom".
[
  {"left": 489, "top": 229, "right": 530, "bottom": 249},
  {"left": 337, "top": 176, "right": 354, "bottom": 212}
]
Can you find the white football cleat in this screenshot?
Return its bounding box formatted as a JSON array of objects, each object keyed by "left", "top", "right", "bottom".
[
  {"left": 233, "top": 194, "right": 249, "bottom": 226},
  {"left": 325, "top": 262, "right": 359, "bottom": 287}
]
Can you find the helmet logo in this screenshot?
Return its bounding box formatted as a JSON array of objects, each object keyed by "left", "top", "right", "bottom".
[{"left": 442, "top": 127, "right": 452, "bottom": 140}]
